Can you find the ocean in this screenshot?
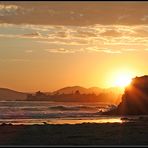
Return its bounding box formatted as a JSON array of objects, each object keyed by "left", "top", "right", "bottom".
[{"left": 0, "top": 101, "right": 123, "bottom": 125}]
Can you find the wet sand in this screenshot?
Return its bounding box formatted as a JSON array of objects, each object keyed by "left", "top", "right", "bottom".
[{"left": 0, "top": 121, "right": 148, "bottom": 146}]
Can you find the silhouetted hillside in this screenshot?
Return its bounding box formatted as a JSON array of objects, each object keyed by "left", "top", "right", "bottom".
[
  {"left": 0, "top": 86, "right": 123, "bottom": 103},
  {"left": 0, "top": 88, "right": 27, "bottom": 101},
  {"left": 27, "top": 88, "right": 122, "bottom": 104},
  {"left": 105, "top": 75, "right": 148, "bottom": 115},
  {"left": 52, "top": 86, "right": 102, "bottom": 95},
  {"left": 88, "top": 87, "right": 103, "bottom": 95},
  {"left": 52, "top": 86, "right": 122, "bottom": 95}
]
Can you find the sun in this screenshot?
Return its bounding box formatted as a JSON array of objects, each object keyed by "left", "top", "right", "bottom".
[
  {"left": 109, "top": 69, "right": 135, "bottom": 88},
  {"left": 115, "top": 74, "right": 132, "bottom": 87},
  {"left": 106, "top": 68, "right": 138, "bottom": 89}
]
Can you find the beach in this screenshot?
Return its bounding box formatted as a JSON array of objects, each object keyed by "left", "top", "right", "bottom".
[{"left": 0, "top": 120, "right": 148, "bottom": 146}]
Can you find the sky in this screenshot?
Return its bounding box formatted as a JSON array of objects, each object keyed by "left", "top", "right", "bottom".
[{"left": 0, "top": 1, "right": 148, "bottom": 92}]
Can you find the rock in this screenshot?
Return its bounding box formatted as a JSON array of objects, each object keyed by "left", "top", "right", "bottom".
[
  {"left": 1, "top": 123, "right": 7, "bottom": 126},
  {"left": 121, "top": 117, "right": 129, "bottom": 120},
  {"left": 105, "top": 75, "right": 148, "bottom": 115}
]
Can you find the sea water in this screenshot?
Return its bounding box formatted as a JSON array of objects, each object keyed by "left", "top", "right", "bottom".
[{"left": 0, "top": 101, "right": 125, "bottom": 125}]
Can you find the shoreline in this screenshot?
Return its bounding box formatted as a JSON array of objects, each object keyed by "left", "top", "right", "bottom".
[
  {"left": 0, "top": 116, "right": 123, "bottom": 125},
  {"left": 0, "top": 115, "right": 147, "bottom": 125}
]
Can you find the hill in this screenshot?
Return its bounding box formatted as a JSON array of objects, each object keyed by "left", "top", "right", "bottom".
[
  {"left": 0, "top": 86, "right": 123, "bottom": 103},
  {"left": 52, "top": 86, "right": 108, "bottom": 95},
  {"left": 0, "top": 88, "right": 27, "bottom": 101},
  {"left": 27, "top": 86, "right": 123, "bottom": 104}
]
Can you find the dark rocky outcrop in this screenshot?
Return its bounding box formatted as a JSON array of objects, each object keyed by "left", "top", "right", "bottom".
[{"left": 105, "top": 75, "right": 148, "bottom": 115}]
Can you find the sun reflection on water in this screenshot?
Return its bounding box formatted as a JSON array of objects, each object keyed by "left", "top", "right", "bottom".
[
  {"left": 0, "top": 118, "right": 124, "bottom": 125},
  {"left": 49, "top": 118, "right": 123, "bottom": 125}
]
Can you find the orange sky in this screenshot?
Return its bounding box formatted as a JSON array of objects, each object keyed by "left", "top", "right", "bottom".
[{"left": 0, "top": 2, "right": 148, "bottom": 92}]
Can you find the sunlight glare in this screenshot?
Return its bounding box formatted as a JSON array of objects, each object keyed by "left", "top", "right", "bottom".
[
  {"left": 115, "top": 74, "right": 132, "bottom": 87},
  {"left": 111, "top": 69, "right": 135, "bottom": 88}
]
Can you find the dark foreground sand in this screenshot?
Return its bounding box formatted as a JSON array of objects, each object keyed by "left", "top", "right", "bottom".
[{"left": 0, "top": 121, "right": 148, "bottom": 146}]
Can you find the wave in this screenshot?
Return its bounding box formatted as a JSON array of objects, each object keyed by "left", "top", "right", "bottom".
[
  {"left": 0, "top": 101, "right": 117, "bottom": 120},
  {"left": 48, "top": 105, "right": 104, "bottom": 111},
  {"left": 0, "top": 111, "right": 103, "bottom": 119}
]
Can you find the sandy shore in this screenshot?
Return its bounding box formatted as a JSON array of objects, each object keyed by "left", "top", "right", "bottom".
[{"left": 0, "top": 121, "right": 148, "bottom": 146}]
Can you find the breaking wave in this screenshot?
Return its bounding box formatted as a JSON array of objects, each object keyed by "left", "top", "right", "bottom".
[{"left": 0, "top": 101, "right": 117, "bottom": 120}]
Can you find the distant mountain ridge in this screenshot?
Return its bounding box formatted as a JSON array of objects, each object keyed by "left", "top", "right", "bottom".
[
  {"left": 0, "top": 86, "right": 123, "bottom": 102},
  {"left": 0, "top": 88, "right": 27, "bottom": 101},
  {"left": 52, "top": 86, "right": 103, "bottom": 95},
  {"left": 52, "top": 86, "right": 123, "bottom": 95}
]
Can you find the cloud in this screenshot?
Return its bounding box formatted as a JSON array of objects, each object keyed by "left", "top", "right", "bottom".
[
  {"left": 100, "top": 49, "right": 121, "bottom": 54},
  {"left": 118, "top": 15, "right": 130, "bottom": 21},
  {"left": 86, "top": 46, "right": 122, "bottom": 54},
  {"left": 45, "top": 48, "right": 75, "bottom": 53},
  {"left": 0, "top": 2, "right": 148, "bottom": 26},
  {"left": 25, "top": 50, "right": 33, "bottom": 53},
  {"left": 1, "top": 23, "right": 148, "bottom": 54},
  {"left": 37, "top": 37, "right": 89, "bottom": 46},
  {"left": 0, "top": 4, "right": 19, "bottom": 16},
  {"left": 0, "top": 34, "right": 17, "bottom": 38},
  {"left": 21, "top": 32, "right": 41, "bottom": 38},
  {"left": 141, "top": 15, "right": 148, "bottom": 21},
  {"left": 100, "top": 30, "right": 121, "bottom": 37},
  {"left": 121, "top": 48, "right": 137, "bottom": 52},
  {"left": 73, "top": 30, "right": 97, "bottom": 38},
  {"left": 55, "top": 31, "right": 68, "bottom": 38},
  {"left": 0, "top": 32, "right": 42, "bottom": 39}
]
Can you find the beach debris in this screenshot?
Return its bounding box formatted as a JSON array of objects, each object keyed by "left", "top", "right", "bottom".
[{"left": 43, "top": 122, "right": 48, "bottom": 125}]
